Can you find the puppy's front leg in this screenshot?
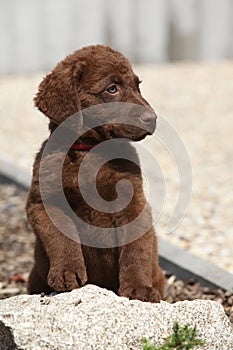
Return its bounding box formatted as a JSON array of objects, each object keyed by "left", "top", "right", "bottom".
[
  {"left": 118, "top": 229, "right": 163, "bottom": 303},
  {"left": 27, "top": 202, "right": 87, "bottom": 293}
]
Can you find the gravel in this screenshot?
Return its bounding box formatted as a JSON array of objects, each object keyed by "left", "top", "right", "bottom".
[
  {"left": 136, "top": 62, "right": 233, "bottom": 273},
  {"left": 0, "top": 178, "right": 34, "bottom": 287}
]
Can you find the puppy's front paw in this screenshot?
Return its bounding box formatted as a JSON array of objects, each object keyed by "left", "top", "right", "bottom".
[
  {"left": 118, "top": 285, "right": 161, "bottom": 303},
  {"left": 48, "top": 263, "right": 87, "bottom": 292}
]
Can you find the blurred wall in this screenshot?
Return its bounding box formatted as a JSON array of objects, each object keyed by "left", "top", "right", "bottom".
[{"left": 0, "top": 0, "right": 233, "bottom": 74}]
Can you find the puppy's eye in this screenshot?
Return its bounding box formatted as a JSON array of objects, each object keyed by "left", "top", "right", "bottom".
[{"left": 106, "top": 85, "right": 118, "bottom": 94}]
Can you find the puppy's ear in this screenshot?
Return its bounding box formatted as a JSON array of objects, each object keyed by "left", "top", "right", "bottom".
[{"left": 34, "top": 61, "right": 85, "bottom": 126}]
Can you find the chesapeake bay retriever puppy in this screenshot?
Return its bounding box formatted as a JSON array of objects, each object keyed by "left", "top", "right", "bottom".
[{"left": 26, "top": 45, "right": 165, "bottom": 302}]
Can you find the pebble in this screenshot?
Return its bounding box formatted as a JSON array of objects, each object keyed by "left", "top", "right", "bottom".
[{"left": 0, "top": 288, "right": 20, "bottom": 295}]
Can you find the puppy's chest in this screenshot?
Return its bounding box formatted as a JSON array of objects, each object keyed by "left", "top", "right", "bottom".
[{"left": 64, "top": 152, "right": 142, "bottom": 202}]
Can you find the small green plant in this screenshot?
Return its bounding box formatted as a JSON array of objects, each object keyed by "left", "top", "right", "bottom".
[{"left": 142, "top": 322, "right": 205, "bottom": 350}]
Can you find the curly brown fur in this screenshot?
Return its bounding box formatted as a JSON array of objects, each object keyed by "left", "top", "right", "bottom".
[{"left": 26, "top": 45, "right": 165, "bottom": 302}]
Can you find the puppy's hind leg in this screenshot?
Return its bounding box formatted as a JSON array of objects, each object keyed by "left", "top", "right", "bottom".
[{"left": 27, "top": 237, "right": 52, "bottom": 294}]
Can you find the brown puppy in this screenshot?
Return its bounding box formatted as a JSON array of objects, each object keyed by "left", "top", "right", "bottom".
[{"left": 26, "top": 45, "right": 165, "bottom": 302}]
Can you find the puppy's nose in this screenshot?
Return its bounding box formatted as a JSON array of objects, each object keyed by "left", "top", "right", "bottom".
[{"left": 140, "top": 110, "right": 157, "bottom": 123}]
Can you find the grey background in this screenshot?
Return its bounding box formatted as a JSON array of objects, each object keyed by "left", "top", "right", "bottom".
[{"left": 1, "top": 0, "right": 233, "bottom": 74}]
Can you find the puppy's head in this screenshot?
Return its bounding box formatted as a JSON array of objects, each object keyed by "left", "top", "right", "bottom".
[{"left": 35, "top": 45, "right": 157, "bottom": 141}]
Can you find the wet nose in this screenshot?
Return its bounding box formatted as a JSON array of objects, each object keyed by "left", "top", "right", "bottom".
[{"left": 140, "top": 110, "right": 157, "bottom": 123}]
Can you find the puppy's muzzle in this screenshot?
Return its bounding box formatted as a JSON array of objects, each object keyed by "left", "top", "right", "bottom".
[{"left": 139, "top": 109, "right": 157, "bottom": 134}]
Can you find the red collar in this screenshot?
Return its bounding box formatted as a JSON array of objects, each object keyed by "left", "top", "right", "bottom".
[
  {"left": 49, "top": 134, "right": 97, "bottom": 151},
  {"left": 70, "top": 143, "right": 96, "bottom": 151}
]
